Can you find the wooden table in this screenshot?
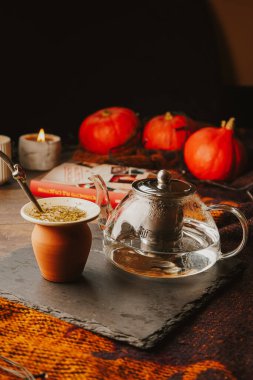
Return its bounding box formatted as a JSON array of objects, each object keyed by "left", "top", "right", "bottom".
[
  {"left": 0, "top": 180, "right": 33, "bottom": 257},
  {"left": 0, "top": 173, "right": 253, "bottom": 380}
]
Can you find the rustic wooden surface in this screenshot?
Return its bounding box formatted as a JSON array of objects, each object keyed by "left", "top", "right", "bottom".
[
  {"left": 0, "top": 180, "right": 33, "bottom": 256},
  {"left": 0, "top": 174, "right": 244, "bottom": 349},
  {"left": 0, "top": 149, "right": 252, "bottom": 377}
]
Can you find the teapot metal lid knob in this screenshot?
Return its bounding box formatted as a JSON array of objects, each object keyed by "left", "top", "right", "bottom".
[
  {"left": 133, "top": 169, "right": 196, "bottom": 198},
  {"left": 157, "top": 170, "right": 172, "bottom": 190}
]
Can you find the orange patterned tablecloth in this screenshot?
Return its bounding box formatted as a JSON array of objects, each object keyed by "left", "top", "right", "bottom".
[{"left": 0, "top": 296, "right": 244, "bottom": 380}]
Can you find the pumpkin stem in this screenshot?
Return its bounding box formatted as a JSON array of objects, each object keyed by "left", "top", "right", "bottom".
[
  {"left": 225, "top": 117, "right": 235, "bottom": 130},
  {"left": 101, "top": 109, "right": 111, "bottom": 117},
  {"left": 164, "top": 112, "right": 173, "bottom": 121}
]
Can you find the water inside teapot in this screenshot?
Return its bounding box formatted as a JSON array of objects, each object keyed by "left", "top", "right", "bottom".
[{"left": 104, "top": 218, "right": 220, "bottom": 278}]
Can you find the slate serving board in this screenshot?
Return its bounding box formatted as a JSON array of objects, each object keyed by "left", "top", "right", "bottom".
[{"left": 0, "top": 224, "right": 244, "bottom": 349}]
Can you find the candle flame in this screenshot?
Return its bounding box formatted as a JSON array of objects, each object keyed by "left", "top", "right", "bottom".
[{"left": 37, "top": 128, "right": 46, "bottom": 142}]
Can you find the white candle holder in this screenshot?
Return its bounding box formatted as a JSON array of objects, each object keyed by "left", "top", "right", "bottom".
[{"left": 18, "top": 133, "right": 61, "bottom": 171}]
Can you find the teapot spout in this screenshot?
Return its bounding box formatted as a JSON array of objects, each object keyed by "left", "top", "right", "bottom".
[{"left": 89, "top": 174, "right": 113, "bottom": 230}]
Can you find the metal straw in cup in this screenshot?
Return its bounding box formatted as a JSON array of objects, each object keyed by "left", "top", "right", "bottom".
[{"left": 0, "top": 150, "right": 43, "bottom": 212}]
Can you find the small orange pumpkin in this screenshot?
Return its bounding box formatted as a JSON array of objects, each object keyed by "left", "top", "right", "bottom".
[
  {"left": 142, "top": 112, "right": 198, "bottom": 151},
  {"left": 79, "top": 107, "right": 139, "bottom": 155},
  {"left": 184, "top": 118, "right": 247, "bottom": 181}
]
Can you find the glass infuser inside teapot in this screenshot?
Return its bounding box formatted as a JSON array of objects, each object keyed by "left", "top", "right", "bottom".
[{"left": 91, "top": 170, "right": 248, "bottom": 278}]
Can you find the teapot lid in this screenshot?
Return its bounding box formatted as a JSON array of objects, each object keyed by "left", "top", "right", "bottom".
[{"left": 132, "top": 170, "right": 196, "bottom": 198}]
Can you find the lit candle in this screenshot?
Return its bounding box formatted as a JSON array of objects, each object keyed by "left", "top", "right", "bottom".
[{"left": 18, "top": 129, "right": 61, "bottom": 171}]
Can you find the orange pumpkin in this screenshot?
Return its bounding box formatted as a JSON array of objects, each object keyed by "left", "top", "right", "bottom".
[
  {"left": 142, "top": 112, "right": 198, "bottom": 151},
  {"left": 79, "top": 107, "right": 139, "bottom": 155},
  {"left": 184, "top": 118, "right": 247, "bottom": 181}
]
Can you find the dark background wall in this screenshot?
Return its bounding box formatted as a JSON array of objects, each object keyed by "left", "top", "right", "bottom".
[
  {"left": 1, "top": 1, "right": 251, "bottom": 143},
  {"left": 210, "top": 0, "right": 253, "bottom": 87}
]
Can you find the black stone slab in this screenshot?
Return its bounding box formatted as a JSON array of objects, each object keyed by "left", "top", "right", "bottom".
[{"left": 0, "top": 224, "right": 244, "bottom": 349}]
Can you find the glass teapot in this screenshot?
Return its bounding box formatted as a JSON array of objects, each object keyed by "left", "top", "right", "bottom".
[{"left": 90, "top": 170, "right": 248, "bottom": 278}]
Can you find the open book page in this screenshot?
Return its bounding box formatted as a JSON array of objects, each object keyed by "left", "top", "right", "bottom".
[{"left": 41, "top": 162, "right": 156, "bottom": 192}]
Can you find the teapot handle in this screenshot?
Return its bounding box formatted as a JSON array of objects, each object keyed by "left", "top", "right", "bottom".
[{"left": 207, "top": 204, "right": 248, "bottom": 259}]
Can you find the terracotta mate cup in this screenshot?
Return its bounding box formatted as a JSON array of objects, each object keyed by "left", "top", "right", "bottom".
[{"left": 21, "top": 197, "right": 100, "bottom": 282}]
